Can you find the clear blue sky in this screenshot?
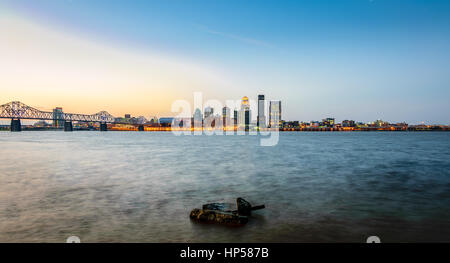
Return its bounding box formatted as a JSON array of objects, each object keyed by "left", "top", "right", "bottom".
[{"left": 1, "top": 0, "right": 450, "bottom": 124}]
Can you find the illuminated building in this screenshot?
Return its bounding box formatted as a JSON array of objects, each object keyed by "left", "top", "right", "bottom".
[
  {"left": 311, "top": 121, "right": 320, "bottom": 128},
  {"left": 342, "top": 120, "right": 355, "bottom": 127},
  {"left": 374, "top": 119, "right": 389, "bottom": 127},
  {"left": 34, "top": 120, "right": 51, "bottom": 128},
  {"left": 159, "top": 117, "right": 174, "bottom": 127},
  {"left": 322, "top": 118, "right": 335, "bottom": 127}
]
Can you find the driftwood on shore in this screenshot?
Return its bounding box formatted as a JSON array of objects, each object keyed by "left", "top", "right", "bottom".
[{"left": 190, "top": 197, "right": 265, "bottom": 226}]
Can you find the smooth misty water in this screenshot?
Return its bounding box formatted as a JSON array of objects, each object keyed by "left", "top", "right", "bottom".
[{"left": 0, "top": 131, "right": 449, "bottom": 242}]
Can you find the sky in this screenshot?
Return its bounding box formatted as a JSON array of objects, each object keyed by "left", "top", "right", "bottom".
[{"left": 0, "top": 0, "right": 449, "bottom": 124}]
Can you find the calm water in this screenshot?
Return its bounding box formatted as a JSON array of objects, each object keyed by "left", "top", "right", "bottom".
[{"left": 0, "top": 131, "right": 449, "bottom": 242}]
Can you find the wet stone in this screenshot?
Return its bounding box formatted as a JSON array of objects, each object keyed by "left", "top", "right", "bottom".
[
  {"left": 202, "top": 203, "right": 234, "bottom": 212},
  {"left": 189, "top": 208, "right": 248, "bottom": 226},
  {"left": 190, "top": 198, "right": 265, "bottom": 226}
]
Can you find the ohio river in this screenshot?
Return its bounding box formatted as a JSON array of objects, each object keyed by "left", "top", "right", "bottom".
[{"left": 0, "top": 131, "right": 449, "bottom": 242}]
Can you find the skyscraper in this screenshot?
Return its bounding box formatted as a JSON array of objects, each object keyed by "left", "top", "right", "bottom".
[
  {"left": 245, "top": 109, "right": 250, "bottom": 131},
  {"left": 222, "top": 106, "right": 230, "bottom": 128},
  {"left": 257, "top": 94, "right": 266, "bottom": 128},
  {"left": 204, "top": 106, "right": 214, "bottom": 119},
  {"left": 193, "top": 108, "right": 203, "bottom": 128},
  {"left": 239, "top": 96, "right": 251, "bottom": 129},
  {"left": 269, "top": 101, "right": 281, "bottom": 128}
]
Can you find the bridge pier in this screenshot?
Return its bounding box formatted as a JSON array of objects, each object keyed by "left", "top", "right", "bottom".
[
  {"left": 138, "top": 125, "right": 145, "bottom": 131},
  {"left": 100, "top": 122, "right": 108, "bottom": 131},
  {"left": 10, "top": 119, "right": 22, "bottom": 132},
  {"left": 64, "top": 121, "right": 73, "bottom": 132}
]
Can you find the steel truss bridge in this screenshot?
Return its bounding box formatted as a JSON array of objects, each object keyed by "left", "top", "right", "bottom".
[
  {"left": 0, "top": 101, "right": 144, "bottom": 131},
  {"left": 0, "top": 101, "right": 116, "bottom": 123}
]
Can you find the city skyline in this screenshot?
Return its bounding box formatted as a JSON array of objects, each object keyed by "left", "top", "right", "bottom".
[
  {"left": 1, "top": 0, "right": 450, "bottom": 124},
  {"left": 2, "top": 98, "right": 450, "bottom": 130}
]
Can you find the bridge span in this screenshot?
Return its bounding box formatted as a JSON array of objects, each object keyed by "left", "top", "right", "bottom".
[{"left": 0, "top": 101, "right": 139, "bottom": 132}]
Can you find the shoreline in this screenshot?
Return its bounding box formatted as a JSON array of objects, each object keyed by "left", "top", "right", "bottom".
[{"left": 1, "top": 128, "right": 449, "bottom": 132}]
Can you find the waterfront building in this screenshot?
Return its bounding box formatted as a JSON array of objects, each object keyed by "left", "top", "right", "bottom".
[
  {"left": 34, "top": 120, "right": 51, "bottom": 128},
  {"left": 269, "top": 100, "right": 281, "bottom": 128},
  {"left": 222, "top": 107, "right": 230, "bottom": 118},
  {"left": 137, "top": 116, "right": 147, "bottom": 124},
  {"left": 193, "top": 108, "right": 203, "bottom": 128},
  {"left": 114, "top": 117, "right": 125, "bottom": 123},
  {"left": 204, "top": 107, "right": 214, "bottom": 119},
  {"left": 222, "top": 107, "right": 231, "bottom": 128},
  {"left": 374, "top": 119, "right": 389, "bottom": 127},
  {"left": 284, "top": 121, "right": 299, "bottom": 129},
  {"left": 322, "top": 118, "right": 335, "bottom": 127},
  {"left": 257, "top": 95, "right": 266, "bottom": 128},
  {"left": 203, "top": 106, "right": 216, "bottom": 128},
  {"left": 52, "top": 107, "right": 64, "bottom": 128},
  {"left": 342, "top": 120, "right": 356, "bottom": 127},
  {"left": 149, "top": 117, "right": 158, "bottom": 124},
  {"left": 159, "top": 117, "right": 174, "bottom": 127},
  {"left": 238, "top": 96, "right": 251, "bottom": 129},
  {"left": 245, "top": 110, "right": 250, "bottom": 131},
  {"left": 356, "top": 122, "right": 366, "bottom": 128}
]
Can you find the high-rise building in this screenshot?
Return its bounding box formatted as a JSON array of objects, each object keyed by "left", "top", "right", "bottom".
[
  {"left": 238, "top": 96, "right": 251, "bottom": 128},
  {"left": 257, "top": 95, "right": 266, "bottom": 128},
  {"left": 222, "top": 107, "right": 230, "bottom": 127},
  {"left": 124, "top": 114, "right": 131, "bottom": 119},
  {"left": 241, "top": 96, "right": 250, "bottom": 110},
  {"left": 222, "top": 107, "right": 230, "bottom": 118},
  {"left": 269, "top": 101, "right": 281, "bottom": 128},
  {"left": 204, "top": 106, "right": 214, "bottom": 119},
  {"left": 244, "top": 109, "right": 250, "bottom": 131},
  {"left": 193, "top": 108, "right": 203, "bottom": 128},
  {"left": 52, "top": 107, "right": 64, "bottom": 128}
]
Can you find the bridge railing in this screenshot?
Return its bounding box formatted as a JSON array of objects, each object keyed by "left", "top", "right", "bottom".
[{"left": 0, "top": 101, "right": 116, "bottom": 123}]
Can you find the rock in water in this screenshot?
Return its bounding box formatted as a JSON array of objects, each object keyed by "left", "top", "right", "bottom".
[
  {"left": 190, "top": 198, "right": 265, "bottom": 226},
  {"left": 202, "top": 203, "right": 234, "bottom": 212},
  {"left": 189, "top": 208, "right": 248, "bottom": 226}
]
